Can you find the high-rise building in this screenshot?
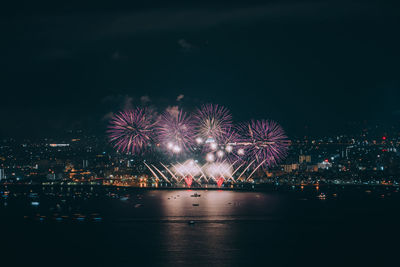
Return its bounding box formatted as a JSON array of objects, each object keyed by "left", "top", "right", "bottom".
[
  {"left": 299, "top": 155, "right": 311, "bottom": 163},
  {"left": 83, "top": 160, "right": 89, "bottom": 169},
  {"left": 318, "top": 161, "right": 332, "bottom": 170},
  {"left": 127, "top": 159, "right": 134, "bottom": 168},
  {"left": 46, "top": 173, "right": 56, "bottom": 180},
  {"left": 0, "top": 168, "right": 6, "bottom": 180},
  {"left": 283, "top": 164, "right": 299, "bottom": 173},
  {"left": 341, "top": 149, "right": 349, "bottom": 159}
]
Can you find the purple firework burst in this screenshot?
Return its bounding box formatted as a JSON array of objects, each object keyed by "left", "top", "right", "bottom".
[
  {"left": 195, "top": 104, "right": 233, "bottom": 141},
  {"left": 107, "top": 108, "right": 154, "bottom": 154},
  {"left": 157, "top": 109, "right": 196, "bottom": 153},
  {"left": 237, "top": 120, "right": 289, "bottom": 167},
  {"left": 218, "top": 127, "right": 239, "bottom": 144}
]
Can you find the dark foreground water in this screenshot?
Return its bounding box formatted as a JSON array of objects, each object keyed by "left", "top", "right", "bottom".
[{"left": 1, "top": 185, "right": 399, "bottom": 267}]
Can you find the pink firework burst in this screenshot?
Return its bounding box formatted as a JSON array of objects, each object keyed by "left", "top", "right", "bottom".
[
  {"left": 157, "top": 109, "right": 196, "bottom": 153},
  {"left": 195, "top": 104, "right": 233, "bottom": 141},
  {"left": 237, "top": 120, "right": 290, "bottom": 167},
  {"left": 107, "top": 108, "right": 155, "bottom": 154}
]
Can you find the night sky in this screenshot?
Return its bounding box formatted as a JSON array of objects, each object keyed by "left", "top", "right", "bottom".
[{"left": 1, "top": 1, "right": 399, "bottom": 138}]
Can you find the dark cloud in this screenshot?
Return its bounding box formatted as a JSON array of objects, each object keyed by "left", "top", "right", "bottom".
[
  {"left": 178, "top": 39, "right": 195, "bottom": 52},
  {"left": 140, "top": 95, "right": 151, "bottom": 105},
  {"left": 111, "top": 51, "right": 121, "bottom": 60}
]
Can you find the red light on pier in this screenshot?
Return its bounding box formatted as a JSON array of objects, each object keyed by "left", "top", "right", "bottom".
[{"left": 217, "top": 177, "right": 224, "bottom": 188}]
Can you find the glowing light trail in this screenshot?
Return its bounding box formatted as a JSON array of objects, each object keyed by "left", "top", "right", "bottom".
[
  {"left": 238, "top": 160, "right": 255, "bottom": 179},
  {"left": 246, "top": 160, "right": 267, "bottom": 181},
  {"left": 144, "top": 162, "right": 160, "bottom": 181},
  {"left": 151, "top": 164, "right": 171, "bottom": 183}
]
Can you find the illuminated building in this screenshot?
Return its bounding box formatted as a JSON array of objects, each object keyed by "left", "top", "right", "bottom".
[
  {"left": 283, "top": 164, "right": 299, "bottom": 173},
  {"left": 83, "top": 160, "right": 89, "bottom": 169},
  {"left": 299, "top": 155, "right": 311, "bottom": 163},
  {"left": 318, "top": 160, "right": 332, "bottom": 170}
]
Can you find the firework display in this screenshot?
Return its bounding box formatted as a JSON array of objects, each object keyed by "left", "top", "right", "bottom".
[
  {"left": 107, "top": 108, "right": 154, "bottom": 154},
  {"left": 107, "top": 103, "right": 290, "bottom": 186},
  {"left": 195, "top": 104, "right": 233, "bottom": 142},
  {"left": 157, "top": 109, "right": 195, "bottom": 153},
  {"left": 236, "top": 120, "right": 289, "bottom": 167}
]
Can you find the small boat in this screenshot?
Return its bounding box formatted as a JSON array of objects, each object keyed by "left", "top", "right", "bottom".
[
  {"left": 190, "top": 193, "right": 201, "bottom": 197},
  {"left": 29, "top": 192, "right": 38, "bottom": 199},
  {"left": 317, "top": 193, "right": 326, "bottom": 200},
  {"left": 192, "top": 203, "right": 199, "bottom": 206},
  {"left": 90, "top": 214, "right": 103, "bottom": 222},
  {"left": 188, "top": 220, "right": 195, "bottom": 225},
  {"left": 75, "top": 216, "right": 86, "bottom": 222},
  {"left": 1, "top": 191, "right": 10, "bottom": 199}
]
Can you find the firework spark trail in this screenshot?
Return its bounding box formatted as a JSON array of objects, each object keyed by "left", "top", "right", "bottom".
[
  {"left": 205, "top": 162, "right": 232, "bottom": 183},
  {"left": 108, "top": 108, "right": 154, "bottom": 154},
  {"left": 206, "top": 168, "right": 218, "bottom": 182},
  {"left": 221, "top": 160, "right": 235, "bottom": 182},
  {"left": 207, "top": 174, "right": 218, "bottom": 182},
  {"left": 232, "top": 162, "right": 245, "bottom": 177},
  {"left": 218, "top": 127, "right": 239, "bottom": 145},
  {"left": 157, "top": 109, "right": 195, "bottom": 153},
  {"left": 173, "top": 160, "right": 202, "bottom": 183},
  {"left": 238, "top": 160, "right": 255, "bottom": 179},
  {"left": 222, "top": 159, "right": 237, "bottom": 182},
  {"left": 203, "top": 163, "right": 218, "bottom": 182},
  {"left": 151, "top": 164, "right": 171, "bottom": 183},
  {"left": 144, "top": 162, "right": 160, "bottom": 180},
  {"left": 198, "top": 163, "right": 209, "bottom": 182},
  {"left": 195, "top": 104, "right": 233, "bottom": 141},
  {"left": 160, "top": 163, "right": 179, "bottom": 182},
  {"left": 172, "top": 163, "right": 185, "bottom": 182},
  {"left": 196, "top": 163, "right": 209, "bottom": 182},
  {"left": 246, "top": 160, "right": 267, "bottom": 181},
  {"left": 229, "top": 160, "right": 238, "bottom": 171},
  {"left": 225, "top": 171, "right": 235, "bottom": 182},
  {"left": 237, "top": 120, "right": 289, "bottom": 167},
  {"left": 217, "top": 128, "right": 241, "bottom": 162}
]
